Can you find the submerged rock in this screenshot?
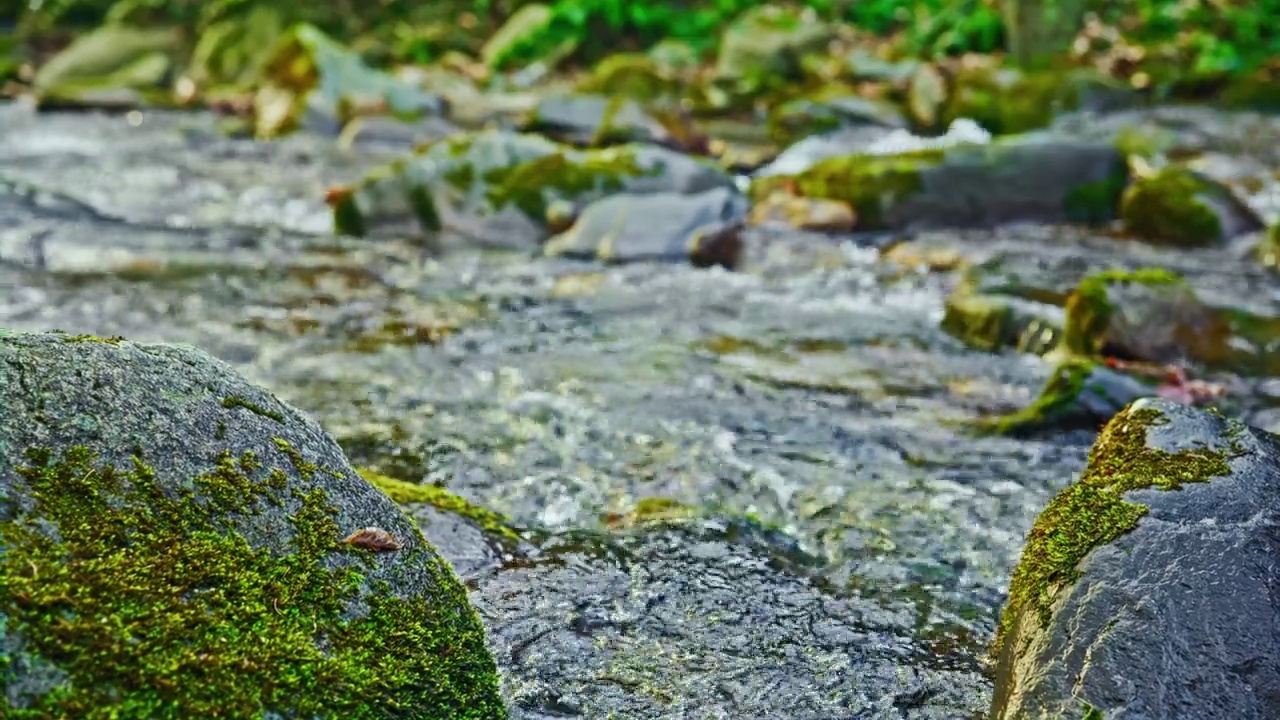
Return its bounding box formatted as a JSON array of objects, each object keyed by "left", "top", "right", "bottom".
[
  {"left": 991, "top": 398, "right": 1280, "bottom": 719},
  {"left": 544, "top": 186, "right": 748, "bottom": 266},
  {"left": 751, "top": 132, "right": 1129, "bottom": 232},
  {"left": 0, "top": 330, "right": 503, "bottom": 718}
]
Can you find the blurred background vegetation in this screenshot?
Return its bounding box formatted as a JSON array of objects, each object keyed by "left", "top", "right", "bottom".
[{"left": 3, "top": 0, "right": 1277, "bottom": 75}]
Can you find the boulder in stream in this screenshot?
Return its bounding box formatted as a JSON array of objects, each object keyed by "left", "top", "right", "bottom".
[
  {"left": 0, "top": 330, "right": 503, "bottom": 718},
  {"left": 991, "top": 398, "right": 1280, "bottom": 719},
  {"left": 750, "top": 132, "right": 1129, "bottom": 232}
]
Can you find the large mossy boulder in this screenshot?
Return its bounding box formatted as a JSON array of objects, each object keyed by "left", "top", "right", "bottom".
[
  {"left": 991, "top": 398, "right": 1280, "bottom": 718},
  {"left": 749, "top": 133, "right": 1128, "bottom": 232},
  {"left": 0, "top": 331, "right": 504, "bottom": 718},
  {"left": 329, "top": 129, "right": 735, "bottom": 248}
]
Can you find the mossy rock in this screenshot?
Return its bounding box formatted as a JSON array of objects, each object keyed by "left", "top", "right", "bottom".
[
  {"left": 253, "top": 23, "right": 444, "bottom": 138},
  {"left": 1118, "top": 165, "right": 1261, "bottom": 247},
  {"left": 941, "top": 66, "right": 1072, "bottom": 136},
  {"left": 333, "top": 129, "right": 735, "bottom": 247},
  {"left": 976, "top": 358, "right": 1152, "bottom": 437},
  {"left": 712, "top": 4, "right": 833, "bottom": 98},
  {"left": 749, "top": 134, "right": 1128, "bottom": 231},
  {"left": 574, "top": 53, "right": 683, "bottom": 103},
  {"left": 765, "top": 92, "right": 907, "bottom": 146},
  {"left": 184, "top": 4, "right": 286, "bottom": 96},
  {"left": 991, "top": 399, "right": 1278, "bottom": 719},
  {"left": 941, "top": 289, "right": 1064, "bottom": 356},
  {"left": 0, "top": 330, "right": 503, "bottom": 718},
  {"left": 1255, "top": 223, "right": 1280, "bottom": 270},
  {"left": 32, "top": 23, "right": 182, "bottom": 108},
  {"left": 1061, "top": 268, "right": 1233, "bottom": 367}
]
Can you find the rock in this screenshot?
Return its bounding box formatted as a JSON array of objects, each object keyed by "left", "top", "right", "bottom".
[
  {"left": 480, "top": 3, "right": 563, "bottom": 71},
  {"left": 329, "top": 129, "right": 736, "bottom": 248},
  {"left": 1120, "top": 164, "right": 1265, "bottom": 247},
  {"left": 0, "top": 330, "right": 503, "bottom": 717},
  {"left": 1255, "top": 223, "right": 1280, "bottom": 270},
  {"left": 712, "top": 5, "right": 833, "bottom": 99},
  {"left": 747, "top": 192, "right": 856, "bottom": 232},
  {"left": 574, "top": 54, "right": 684, "bottom": 103},
  {"left": 906, "top": 62, "right": 948, "bottom": 129},
  {"left": 978, "top": 358, "right": 1153, "bottom": 436},
  {"left": 1063, "top": 268, "right": 1280, "bottom": 377},
  {"left": 753, "top": 118, "right": 992, "bottom": 178},
  {"left": 991, "top": 398, "right": 1280, "bottom": 719},
  {"left": 766, "top": 93, "right": 908, "bottom": 146},
  {"left": 33, "top": 24, "right": 182, "bottom": 109},
  {"left": 544, "top": 186, "right": 748, "bottom": 267},
  {"left": 750, "top": 132, "right": 1129, "bottom": 231},
  {"left": 942, "top": 65, "right": 1136, "bottom": 136},
  {"left": 523, "top": 94, "right": 672, "bottom": 147},
  {"left": 1062, "top": 268, "right": 1232, "bottom": 364},
  {"left": 253, "top": 24, "right": 445, "bottom": 139},
  {"left": 183, "top": 5, "right": 286, "bottom": 100},
  {"left": 942, "top": 290, "right": 1064, "bottom": 355}
]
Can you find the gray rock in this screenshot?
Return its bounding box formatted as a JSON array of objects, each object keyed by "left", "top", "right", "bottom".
[
  {"left": 0, "top": 330, "right": 503, "bottom": 717},
  {"left": 992, "top": 397, "right": 1280, "bottom": 719},
  {"left": 524, "top": 94, "right": 672, "bottom": 147},
  {"left": 336, "top": 129, "right": 736, "bottom": 248},
  {"left": 545, "top": 186, "right": 749, "bottom": 267}
]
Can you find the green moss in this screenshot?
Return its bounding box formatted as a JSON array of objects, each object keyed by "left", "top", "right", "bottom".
[
  {"left": 1119, "top": 167, "right": 1223, "bottom": 247},
  {"left": 357, "top": 468, "right": 520, "bottom": 543},
  {"left": 60, "top": 334, "right": 126, "bottom": 345},
  {"left": 331, "top": 189, "right": 367, "bottom": 237},
  {"left": 482, "top": 147, "right": 654, "bottom": 221},
  {"left": 942, "top": 68, "right": 1071, "bottom": 135},
  {"left": 1063, "top": 155, "right": 1130, "bottom": 224},
  {"left": 1062, "top": 268, "right": 1185, "bottom": 356},
  {"left": 408, "top": 184, "right": 443, "bottom": 233},
  {"left": 221, "top": 395, "right": 286, "bottom": 424},
  {"left": 1254, "top": 223, "right": 1280, "bottom": 270},
  {"left": 991, "top": 404, "right": 1238, "bottom": 660},
  {"left": 0, "top": 445, "right": 503, "bottom": 718},
  {"left": 940, "top": 292, "right": 1016, "bottom": 352},
  {"left": 977, "top": 358, "right": 1096, "bottom": 436},
  {"left": 750, "top": 149, "right": 942, "bottom": 230}
]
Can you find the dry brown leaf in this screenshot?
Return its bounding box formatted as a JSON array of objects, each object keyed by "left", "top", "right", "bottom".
[{"left": 342, "top": 527, "right": 403, "bottom": 551}]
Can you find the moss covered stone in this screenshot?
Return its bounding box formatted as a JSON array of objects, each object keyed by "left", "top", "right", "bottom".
[
  {"left": 750, "top": 149, "right": 939, "bottom": 230},
  {"left": 358, "top": 468, "right": 521, "bottom": 543},
  {"left": 976, "top": 358, "right": 1151, "bottom": 437},
  {"left": 0, "top": 330, "right": 504, "bottom": 718},
  {"left": 1061, "top": 268, "right": 1184, "bottom": 357},
  {"left": 991, "top": 402, "right": 1237, "bottom": 660},
  {"left": 1119, "top": 166, "right": 1224, "bottom": 247}
]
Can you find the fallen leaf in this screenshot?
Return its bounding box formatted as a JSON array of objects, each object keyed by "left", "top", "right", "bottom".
[{"left": 342, "top": 527, "right": 403, "bottom": 551}]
